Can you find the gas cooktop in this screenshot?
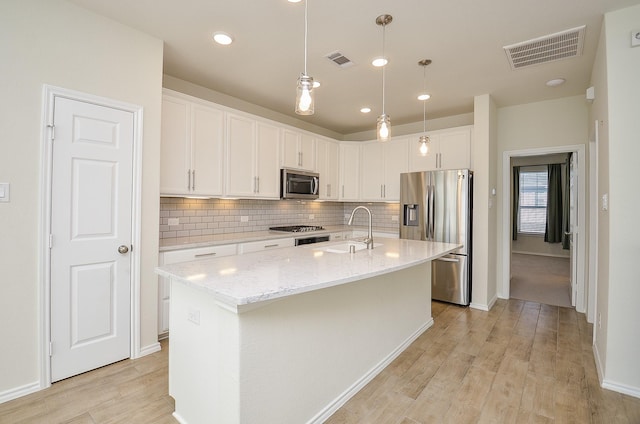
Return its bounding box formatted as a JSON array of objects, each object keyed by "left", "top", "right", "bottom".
[{"left": 269, "top": 225, "right": 325, "bottom": 233}]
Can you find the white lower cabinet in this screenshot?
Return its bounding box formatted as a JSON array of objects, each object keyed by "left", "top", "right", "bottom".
[
  {"left": 238, "top": 238, "right": 295, "bottom": 254},
  {"left": 158, "top": 244, "right": 237, "bottom": 337}
]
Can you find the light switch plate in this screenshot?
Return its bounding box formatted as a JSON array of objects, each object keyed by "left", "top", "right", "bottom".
[
  {"left": 0, "top": 183, "right": 9, "bottom": 202},
  {"left": 167, "top": 217, "right": 179, "bottom": 226},
  {"left": 632, "top": 30, "right": 640, "bottom": 47}
]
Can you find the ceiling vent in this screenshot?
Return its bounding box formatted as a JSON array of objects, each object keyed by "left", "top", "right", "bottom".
[
  {"left": 503, "top": 25, "right": 586, "bottom": 70},
  {"left": 325, "top": 51, "right": 354, "bottom": 68}
]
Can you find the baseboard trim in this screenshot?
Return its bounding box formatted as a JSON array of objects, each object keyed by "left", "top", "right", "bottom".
[
  {"left": 138, "top": 342, "right": 161, "bottom": 358},
  {"left": 306, "top": 318, "right": 435, "bottom": 424},
  {"left": 593, "top": 344, "right": 640, "bottom": 399},
  {"left": 512, "top": 250, "right": 570, "bottom": 259},
  {"left": 0, "top": 381, "right": 42, "bottom": 405},
  {"left": 470, "top": 293, "right": 498, "bottom": 311}
]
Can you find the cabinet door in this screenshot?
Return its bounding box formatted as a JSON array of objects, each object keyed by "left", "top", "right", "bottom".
[
  {"left": 317, "top": 139, "right": 339, "bottom": 200},
  {"left": 160, "top": 96, "right": 190, "bottom": 194},
  {"left": 281, "top": 129, "right": 300, "bottom": 169},
  {"left": 383, "top": 138, "right": 409, "bottom": 200},
  {"left": 360, "top": 142, "right": 385, "bottom": 201},
  {"left": 439, "top": 128, "right": 471, "bottom": 170},
  {"left": 409, "top": 134, "right": 439, "bottom": 172},
  {"left": 226, "top": 114, "right": 257, "bottom": 197},
  {"left": 300, "top": 133, "right": 316, "bottom": 171},
  {"left": 340, "top": 144, "right": 360, "bottom": 200},
  {"left": 191, "top": 104, "right": 224, "bottom": 196},
  {"left": 255, "top": 122, "right": 281, "bottom": 198}
]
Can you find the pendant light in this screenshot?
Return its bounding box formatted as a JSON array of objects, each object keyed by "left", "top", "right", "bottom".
[
  {"left": 375, "top": 14, "right": 392, "bottom": 141},
  {"left": 295, "top": 0, "right": 314, "bottom": 115},
  {"left": 418, "top": 59, "right": 432, "bottom": 156}
]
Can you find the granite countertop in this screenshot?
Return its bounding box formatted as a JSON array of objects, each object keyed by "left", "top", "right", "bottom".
[
  {"left": 159, "top": 225, "right": 398, "bottom": 251},
  {"left": 156, "top": 238, "right": 459, "bottom": 312}
]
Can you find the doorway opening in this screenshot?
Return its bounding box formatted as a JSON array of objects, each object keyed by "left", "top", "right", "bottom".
[{"left": 501, "top": 144, "right": 587, "bottom": 313}]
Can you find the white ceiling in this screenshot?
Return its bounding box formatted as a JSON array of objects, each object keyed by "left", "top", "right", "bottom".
[{"left": 70, "top": 0, "right": 639, "bottom": 136}]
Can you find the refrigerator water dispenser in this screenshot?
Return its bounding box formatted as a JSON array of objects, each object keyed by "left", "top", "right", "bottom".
[{"left": 403, "top": 204, "right": 419, "bottom": 226}]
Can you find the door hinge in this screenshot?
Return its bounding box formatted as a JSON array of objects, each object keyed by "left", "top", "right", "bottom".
[
  {"left": 47, "top": 124, "right": 55, "bottom": 141},
  {"left": 49, "top": 234, "right": 53, "bottom": 249},
  {"left": 49, "top": 341, "right": 53, "bottom": 357}
]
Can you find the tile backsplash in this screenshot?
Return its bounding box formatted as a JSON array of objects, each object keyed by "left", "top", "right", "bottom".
[{"left": 159, "top": 197, "right": 400, "bottom": 239}]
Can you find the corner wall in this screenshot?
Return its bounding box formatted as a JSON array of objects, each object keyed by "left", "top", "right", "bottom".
[{"left": 0, "top": 0, "right": 163, "bottom": 399}]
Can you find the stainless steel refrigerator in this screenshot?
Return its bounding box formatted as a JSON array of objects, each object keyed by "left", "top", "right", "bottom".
[{"left": 400, "top": 169, "right": 473, "bottom": 306}]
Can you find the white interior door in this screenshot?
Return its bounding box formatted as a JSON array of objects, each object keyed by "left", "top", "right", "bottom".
[
  {"left": 50, "top": 96, "right": 134, "bottom": 382},
  {"left": 569, "top": 154, "right": 577, "bottom": 307}
]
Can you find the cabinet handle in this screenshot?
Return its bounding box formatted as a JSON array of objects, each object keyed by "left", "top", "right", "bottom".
[
  {"left": 264, "top": 244, "right": 279, "bottom": 248},
  {"left": 327, "top": 184, "right": 331, "bottom": 197},
  {"left": 187, "top": 169, "right": 191, "bottom": 191},
  {"left": 298, "top": 151, "right": 302, "bottom": 167},
  {"left": 256, "top": 176, "right": 260, "bottom": 193},
  {"left": 381, "top": 185, "right": 384, "bottom": 198},
  {"left": 383, "top": 184, "right": 386, "bottom": 198},
  {"left": 195, "top": 252, "right": 217, "bottom": 258},
  {"left": 192, "top": 170, "right": 196, "bottom": 191}
]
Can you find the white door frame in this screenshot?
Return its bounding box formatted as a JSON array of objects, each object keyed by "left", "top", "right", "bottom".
[
  {"left": 500, "top": 144, "right": 587, "bottom": 313},
  {"left": 39, "top": 85, "right": 143, "bottom": 388}
]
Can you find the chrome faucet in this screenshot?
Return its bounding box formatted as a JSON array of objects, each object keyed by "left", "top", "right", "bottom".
[{"left": 348, "top": 206, "right": 374, "bottom": 249}]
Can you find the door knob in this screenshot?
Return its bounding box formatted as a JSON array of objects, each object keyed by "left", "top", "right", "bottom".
[{"left": 118, "top": 245, "right": 129, "bottom": 254}]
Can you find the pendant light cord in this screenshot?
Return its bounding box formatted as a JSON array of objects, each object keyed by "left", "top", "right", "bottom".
[
  {"left": 304, "top": 0, "right": 308, "bottom": 76},
  {"left": 381, "top": 22, "right": 386, "bottom": 115},
  {"left": 422, "top": 65, "right": 426, "bottom": 133}
]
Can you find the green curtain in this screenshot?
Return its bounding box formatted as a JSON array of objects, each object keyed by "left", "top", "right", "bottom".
[
  {"left": 512, "top": 166, "right": 520, "bottom": 240},
  {"left": 545, "top": 163, "right": 563, "bottom": 243},
  {"left": 562, "top": 154, "right": 572, "bottom": 249}
]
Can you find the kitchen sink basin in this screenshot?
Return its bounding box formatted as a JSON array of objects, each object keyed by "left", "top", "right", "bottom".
[{"left": 317, "top": 241, "right": 382, "bottom": 254}]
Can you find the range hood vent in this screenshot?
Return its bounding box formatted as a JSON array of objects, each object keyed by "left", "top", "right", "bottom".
[
  {"left": 325, "top": 51, "right": 354, "bottom": 68},
  {"left": 504, "top": 25, "right": 586, "bottom": 70}
]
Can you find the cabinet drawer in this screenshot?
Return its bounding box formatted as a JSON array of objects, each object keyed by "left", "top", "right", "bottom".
[
  {"left": 163, "top": 244, "right": 238, "bottom": 264},
  {"left": 238, "top": 238, "right": 295, "bottom": 254}
]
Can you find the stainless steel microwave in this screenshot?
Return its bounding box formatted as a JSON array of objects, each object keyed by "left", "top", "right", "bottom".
[{"left": 281, "top": 169, "right": 319, "bottom": 200}]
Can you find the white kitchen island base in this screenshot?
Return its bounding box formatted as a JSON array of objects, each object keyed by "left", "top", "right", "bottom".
[{"left": 168, "top": 262, "right": 432, "bottom": 424}]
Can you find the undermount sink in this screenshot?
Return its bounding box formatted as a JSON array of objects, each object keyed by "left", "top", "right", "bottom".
[{"left": 318, "top": 241, "right": 382, "bottom": 254}]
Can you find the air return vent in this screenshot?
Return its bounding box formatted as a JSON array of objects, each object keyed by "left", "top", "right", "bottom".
[
  {"left": 504, "top": 25, "right": 586, "bottom": 70},
  {"left": 325, "top": 51, "right": 354, "bottom": 68}
]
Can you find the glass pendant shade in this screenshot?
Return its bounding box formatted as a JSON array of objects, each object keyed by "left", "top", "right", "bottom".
[
  {"left": 419, "top": 135, "right": 430, "bottom": 156},
  {"left": 296, "top": 74, "right": 314, "bottom": 115},
  {"left": 377, "top": 113, "right": 391, "bottom": 141}
]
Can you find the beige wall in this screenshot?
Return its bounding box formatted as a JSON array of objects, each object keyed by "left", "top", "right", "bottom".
[
  {"left": 0, "top": 0, "right": 163, "bottom": 397},
  {"left": 495, "top": 96, "right": 589, "bottom": 299},
  {"left": 593, "top": 4, "right": 640, "bottom": 394},
  {"left": 471, "top": 94, "right": 498, "bottom": 309}
]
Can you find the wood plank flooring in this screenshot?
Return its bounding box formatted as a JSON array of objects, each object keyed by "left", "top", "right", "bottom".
[{"left": 1, "top": 299, "right": 639, "bottom": 423}]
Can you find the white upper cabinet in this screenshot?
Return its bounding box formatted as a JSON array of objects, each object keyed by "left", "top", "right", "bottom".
[
  {"left": 360, "top": 138, "right": 408, "bottom": 201},
  {"left": 316, "top": 138, "right": 339, "bottom": 200},
  {"left": 160, "top": 94, "right": 224, "bottom": 196},
  {"left": 226, "top": 113, "right": 280, "bottom": 199},
  {"left": 282, "top": 129, "right": 315, "bottom": 171},
  {"left": 339, "top": 143, "right": 360, "bottom": 201},
  {"left": 409, "top": 126, "right": 472, "bottom": 171}
]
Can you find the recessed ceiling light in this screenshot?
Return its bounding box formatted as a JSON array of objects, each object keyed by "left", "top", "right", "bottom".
[
  {"left": 212, "top": 32, "right": 233, "bottom": 45},
  {"left": 360, "top": 107, "right": 371, "bottom": 113},
  {"left": 546, "top": 78, "right": 565, "bottom": 87},
  {"left": 417, "top": 93, "right": 431, "bottom": 101},
  {"left": 372, "top": 57, "right": 388, "bottom": 67},
  {"left": 288, "top": 0, "right": 302, "bottom": 2}
]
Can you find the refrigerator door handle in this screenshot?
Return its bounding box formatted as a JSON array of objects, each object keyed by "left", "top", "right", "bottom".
[
  {"left": 425, "top": 185, "right": 431, "bottom": 240},
  {"left": 429, "top": 184, "right": 435, "bottom": 239}
]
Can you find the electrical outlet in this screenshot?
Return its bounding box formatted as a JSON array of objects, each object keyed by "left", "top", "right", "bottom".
[
  {"left": 167, "top": 218, "right": 179, "bottom": 226},
  {"left": 187, "top": 307, "right": 200, "bottom": 325},
  {"left": 309, "top": 214, "right": 315, "bottom": 220},
  {"left": 240, "top": 216, "right": 249, "bottom": 222},
  {"left": 601, "top": 193, "right": 608, "bottom": 211},
  {"left": 598, "top": 313, "right": 602, "bottom": 329},
  {"left": 391, "top": 215, "right": 399, "bottom": 222},
  {"left": 632, "top": 30, "right": 640, "bottom": 47}
]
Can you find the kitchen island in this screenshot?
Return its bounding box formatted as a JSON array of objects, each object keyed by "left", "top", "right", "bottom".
[{"left": 156, "top": 238, "right": 459, "bottom": 424}]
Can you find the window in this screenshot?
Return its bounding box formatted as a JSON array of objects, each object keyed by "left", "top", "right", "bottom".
[{"left": 518, "top": 168, "right": 547, "bottom": 234}]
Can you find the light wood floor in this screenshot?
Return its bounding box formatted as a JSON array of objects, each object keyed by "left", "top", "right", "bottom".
[{"left": 2, "top": 300, "right": 639, "bottom": 424}]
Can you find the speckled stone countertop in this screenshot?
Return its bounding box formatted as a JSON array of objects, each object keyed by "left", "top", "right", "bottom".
[
  {"left": 158, "top": 225, "right": 398, "bottom": 251},
  {"left": 156, "top": 238, "right": 459, "bottom": 312}
]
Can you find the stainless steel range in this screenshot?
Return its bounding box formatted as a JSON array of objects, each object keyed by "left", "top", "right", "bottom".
[
  {"left": 269, "top": 225, "right": 329, "bottom": 245},
  {"left": 269, "top": 225, "right": 325, "bottom": 233}
]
